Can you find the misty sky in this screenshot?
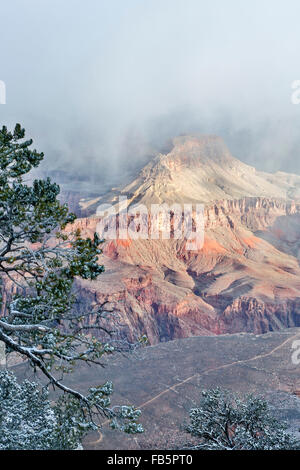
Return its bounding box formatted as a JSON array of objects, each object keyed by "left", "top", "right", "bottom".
[{"left": 1, "top": 0, "right": 300, "bottom": 183}]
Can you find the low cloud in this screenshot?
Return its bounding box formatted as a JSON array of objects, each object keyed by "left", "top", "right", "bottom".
[{"left": 1, "top": 0, "right": 300, "bottom": 185}]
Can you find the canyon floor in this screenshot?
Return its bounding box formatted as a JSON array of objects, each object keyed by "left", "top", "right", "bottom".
[
  {"left": 82, "top": 328, "right": 300, "bottom": 449},
  {"left": 12, "top": 328, "right": 300, "bottom": 449}
]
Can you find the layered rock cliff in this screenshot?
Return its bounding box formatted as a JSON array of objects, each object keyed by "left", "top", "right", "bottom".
[{"left": 69, "top": 135, "right": 300, "bottom": 344}]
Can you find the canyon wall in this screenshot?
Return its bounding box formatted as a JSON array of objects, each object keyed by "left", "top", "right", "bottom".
[{"left": 68, "top": 196, "right": 300, "bottom": 344}]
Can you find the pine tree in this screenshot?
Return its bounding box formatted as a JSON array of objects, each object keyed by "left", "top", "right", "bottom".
[
  {"left": 184, "top": 388, "right": 299, "bottom": 450},
  {"left": 0, "top": 124, "right": 143, "bottom": 447}
]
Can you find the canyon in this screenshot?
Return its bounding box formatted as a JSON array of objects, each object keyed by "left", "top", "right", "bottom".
[
  {"left": 63, "top": 135, "right": 300, "bottom": 344},
  {"left": 4, "top": 133, "right": 300, "bottom": 449}
]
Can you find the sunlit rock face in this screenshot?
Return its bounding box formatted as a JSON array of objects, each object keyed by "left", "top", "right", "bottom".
[{"left": 78, "top": 134, "right": 300, "bottom": 215}]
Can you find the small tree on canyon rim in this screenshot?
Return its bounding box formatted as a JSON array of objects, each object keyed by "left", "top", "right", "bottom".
[
  {"left": 0, "top": 124, "right": 143, "bottom": 449},
  {"left": 184, "top": 388, "right": 299, "bottom": 450}
]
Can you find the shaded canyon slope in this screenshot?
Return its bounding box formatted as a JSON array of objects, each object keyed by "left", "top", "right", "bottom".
[{"left": 68, "top": 135, "right": 300, "bottom": 344}]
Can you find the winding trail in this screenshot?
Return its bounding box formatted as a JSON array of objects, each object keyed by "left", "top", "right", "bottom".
[{"left": 90, "top": 331, "right": 300, "bottom": 446}]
